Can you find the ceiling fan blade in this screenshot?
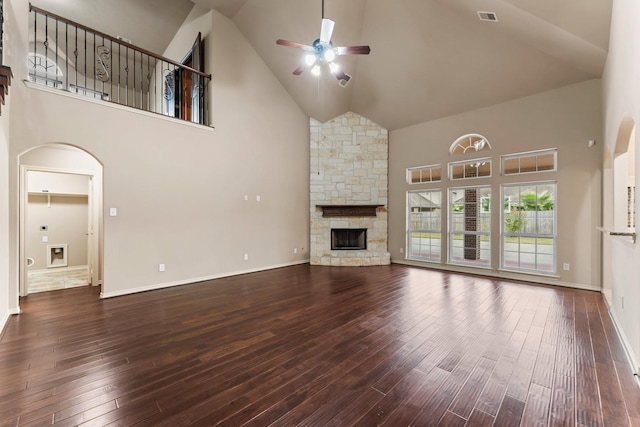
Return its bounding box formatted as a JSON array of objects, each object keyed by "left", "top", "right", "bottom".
[
  {"left": 293, "top": 65, "right": 305, "bottom": 75},
  {"left": 320, "top": 18, "right": 335, "bottom": 44},
  {"left": 277, "top": 39, "right": 315, "bottom": 52},
  {"left": 336, "top": 45, "right": 371, "bottom": 55}
]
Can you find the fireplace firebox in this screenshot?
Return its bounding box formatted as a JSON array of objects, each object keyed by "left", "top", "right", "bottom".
[{"left": 331, "top": 229, "right": 367, "bottom": 250}]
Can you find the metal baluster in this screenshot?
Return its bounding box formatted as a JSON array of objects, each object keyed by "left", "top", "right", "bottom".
[
  {"left": 147, "top": 54, "right": 151, "bottom": 113},
  {"left": 44, "top": 15, "right": 48, "bottom": 86},
  {"left": 74, "top": 26, "right": 78, "bottom": 92},
  {"left": 125, "top": 46, "right": 129, "bottom": 106},
  {"left": 100, "top": 36, "right": 104, "bottom": 98},
  {"left": 84, "top": 28, "right": 87, "bottom": 94},
  {"left": 55, "top": 18, "right": 58, "bottom": 88},
  {"left": 65, "top": 22, "right": 68, "bottom": 90},
  {"left": 32, "top": 11, "right": 36, "bottom": 81},
  {"left": 133, "top": 49, "right": 136, "bottom": 107},
  {"left": 118, "top": 43, "right": 121, "bottom": 104},
  {"left": 93, "top": 32, "right": 96, "bottom": 94},
  {"left": 110, "top": 39, "right": 113, "bottom": 103},
  {"left": 139, "top": 51, "right": 142, "bottom": 108},
  {"left": 154, "top": 58, "right": 157, "bottom": 114},
  {"left": 0, "top": 0, "right": 4, "bottom": 65}
]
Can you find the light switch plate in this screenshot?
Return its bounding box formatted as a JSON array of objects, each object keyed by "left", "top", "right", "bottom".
[{"left": 109, "top": 208, "right": 117, "bottom": 217}]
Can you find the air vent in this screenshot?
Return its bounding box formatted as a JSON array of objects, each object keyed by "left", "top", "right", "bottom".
[
  {"left": 338, "top": 73, "right": 352, "bottom": 88},
  {"left": 477, "top": 11, "right": 498, "bottom": 22}
]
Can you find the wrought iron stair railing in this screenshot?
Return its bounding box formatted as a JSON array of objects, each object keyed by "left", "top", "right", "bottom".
[{"left": 28, "top": 4, "right": 211, "bottom": 125}]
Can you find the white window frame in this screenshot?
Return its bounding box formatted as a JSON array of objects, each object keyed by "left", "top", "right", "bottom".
[
  {"left": 407, "top": 164, "right": 442, "bottom": 184},
  {"left": 407, "top": 190, "right": 442, "bottom": 262},
  {"left": 449, "top": 134, "right": 492, "bottom": 155},
  {"left": 501, "top": 181, "right": 557, "bottom": 274},
  {"left": 448, "top": 186, "right": 491, "bottom": 268},
  {"left": 449, "top": 158, "right": 492, "bottom": 180},
  {"left": 501, "top": 149, "right": 557, "bottom": 176}
]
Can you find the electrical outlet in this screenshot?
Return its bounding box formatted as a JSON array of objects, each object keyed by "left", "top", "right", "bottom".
[
  {"left": 244, "top": 253, "right": 249, "bottom": 261},
  {"left": 159, "top": 263, "right": 165, "bottom": 272},
  {"left": 42, "top": 236, "right": 48, "bottom": 243},
  {"left": 294, "top": 248, "right": 298, "bottom": 254},
  {"left": 256, "top": 195, "right": 261, "bottom": 202},
  {"left": 562, "top": 263, "right": 570, "bottom": 271}
]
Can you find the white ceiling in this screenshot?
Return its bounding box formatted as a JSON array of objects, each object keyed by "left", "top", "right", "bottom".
[{"left": 35, "top": 0, "right": 612, "bottom": 130}]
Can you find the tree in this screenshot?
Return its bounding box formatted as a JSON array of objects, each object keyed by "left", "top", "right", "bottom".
[
  {"left": 505, "top": 209, "right": 527, "bottom": 233},
  {"left": 520, "top": 191, "right": 554, "bottom": 211}
]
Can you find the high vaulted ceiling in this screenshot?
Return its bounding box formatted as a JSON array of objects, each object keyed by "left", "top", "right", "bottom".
[
  {"left": 34, "top": 0, "right": 612, "bottom": 130},
  {"left": 194, "top": 0, "right": 611, "bottom": 130}
]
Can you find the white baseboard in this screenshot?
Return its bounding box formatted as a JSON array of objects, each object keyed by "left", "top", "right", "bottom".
[
  {"left": 0, "top": 307, "right": 21, "bottom": 339},
  {"left": 100, "top": 260, "right": 309, "bottom": 299},
  {"left": 0, "top": 311, "right": 8, "bottom": 338},
  {"left": 605, "top": 302, "right": 640, "bottom": 376},
  {"left": 393, "top": 259, "right": 601, "bottom": 292}
]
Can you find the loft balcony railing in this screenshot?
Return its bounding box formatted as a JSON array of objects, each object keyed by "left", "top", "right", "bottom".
[{"left": 28, "top": 4, "right": 211, "bottom": 125}]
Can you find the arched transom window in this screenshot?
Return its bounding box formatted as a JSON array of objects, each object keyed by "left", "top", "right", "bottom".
[{"left": 449, "top": 134, "right": 492, "bottom": 155}]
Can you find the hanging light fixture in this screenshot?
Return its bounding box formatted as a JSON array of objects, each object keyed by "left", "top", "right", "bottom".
[{"left": 275, "top": 0, "right": 371, "bottom": 82}]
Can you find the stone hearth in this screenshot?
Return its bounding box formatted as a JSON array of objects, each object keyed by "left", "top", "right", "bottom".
[{"left": 310, "top": 112, "right": 390, "bottom": 266}]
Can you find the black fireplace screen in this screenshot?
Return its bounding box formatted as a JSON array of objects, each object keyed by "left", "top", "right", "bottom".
[{"left": 331, "top": 228, "right": 367, "bottom": 250}]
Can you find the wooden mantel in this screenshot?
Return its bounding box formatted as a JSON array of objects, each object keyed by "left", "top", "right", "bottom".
[{"left": 316, "top": 204, "right": 384, "bottom": 218}]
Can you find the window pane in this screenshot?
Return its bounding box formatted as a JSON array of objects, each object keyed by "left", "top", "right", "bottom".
[
  {"left": 502, "top": 149, "right": 556, "bottom": 175},
  {"left": 464, "top": 163, "right": 477, "bottom": 178},
  {"left": 408, "top": 165, "right": 442, "bottom": 184},
  {"left": 449, "top": 186, "right": 491, "bottom": 267},
  {"left": 408, "top": 190, "right": 442, "bottom": 262},
  {"left": 504, "top": 158, "right": 520, "bottom": 175},
  {"left": 537, "top": 153, "right": 555, "bottom": 171},
  {"left": 520, "top": 156, "right": 536, "bottom": 173},
  {"left": 450, "top": 160, "right": 491, "bottom": 180},
  {"left": 502, "top": 181, "right": 556, "bottom": 274},
  {"left": 477, "top": 162, "right": 491, "bottom": 177},
  {"left": 431, "top": 167, "right": 442, "bottom": 181},
  {"left": 452, "top": 164, "right": 464, "bottom": 179}
]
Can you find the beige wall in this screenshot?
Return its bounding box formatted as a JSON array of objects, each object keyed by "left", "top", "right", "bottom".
[
  {"left": 4, "top": 0, "right": 309, "bottom": 308},
  {"left": 0, "top": 98, "right": 10, "bottom": 329},
  {"left": 602, "top": 0, "right": 640, "bottom": 372},
  {"left": 389, "top": 79, "right": 602, "bottom": 289}
]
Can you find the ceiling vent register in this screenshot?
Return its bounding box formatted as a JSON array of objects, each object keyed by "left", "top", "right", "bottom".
[{"left": 477, "top": 11, "right": 498, "bottom": 22}]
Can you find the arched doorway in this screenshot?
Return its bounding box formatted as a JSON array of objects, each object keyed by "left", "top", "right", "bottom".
[{"left": 18, "top": 144, "right": 103, "bottom": 297}]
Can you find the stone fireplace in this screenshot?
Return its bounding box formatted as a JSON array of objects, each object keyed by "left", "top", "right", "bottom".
[{"left": 310, "top": 112, "right": 391, "bottom": 266}]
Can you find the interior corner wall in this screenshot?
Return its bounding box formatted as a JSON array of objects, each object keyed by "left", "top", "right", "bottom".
[
  {"left": 602, "top": 0, "right": 640, "bottom": 372},
  {"left": 389, "top": 79, "right": 602, "bottom": 290},
  {"left": 6, "top": 0, "right": 309, "bottom": 304},
  {"left": 0, "top": 112, "right": 10, "bottom": 332}
]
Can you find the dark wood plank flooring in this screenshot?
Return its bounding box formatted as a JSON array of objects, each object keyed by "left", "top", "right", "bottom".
[{"left": 1, "top": 264, "right": 639, "bottom": 426}]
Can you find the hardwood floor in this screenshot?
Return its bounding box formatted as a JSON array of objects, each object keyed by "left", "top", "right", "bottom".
[{"left": 1, "top": 264, "right": 639, "bottom": 426}]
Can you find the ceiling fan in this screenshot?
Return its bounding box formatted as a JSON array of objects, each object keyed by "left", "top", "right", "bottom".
[{"left": 276, "top": 0, "right": 370, "bottom": 82}]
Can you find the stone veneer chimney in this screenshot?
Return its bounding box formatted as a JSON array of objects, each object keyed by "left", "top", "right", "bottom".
[{"left": 310, "top": 112, "right": 391, "bottom": 266}]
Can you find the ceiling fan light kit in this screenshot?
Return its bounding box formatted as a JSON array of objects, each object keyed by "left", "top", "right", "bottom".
[{"left": 275, "top": 0, "right": 370, "bottom": 84}]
